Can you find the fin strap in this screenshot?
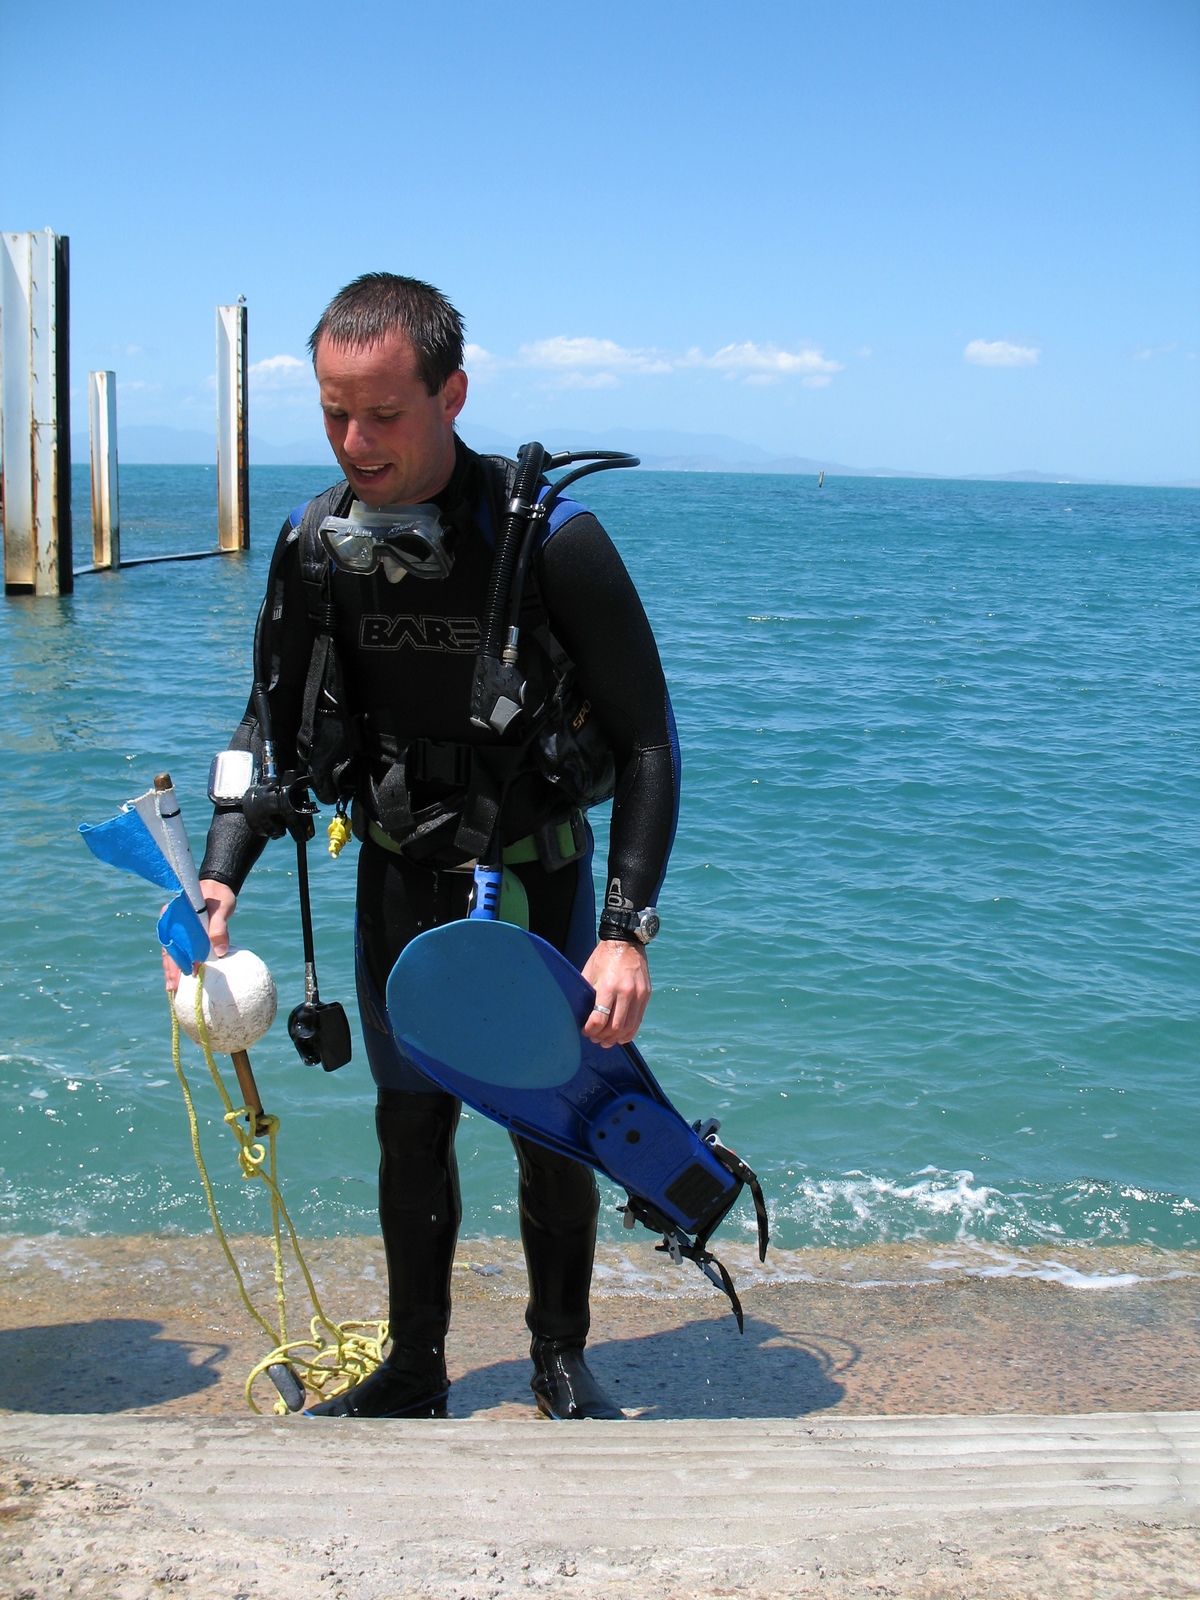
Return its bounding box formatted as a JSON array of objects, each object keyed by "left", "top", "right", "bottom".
[
  {"left": 690, "top": 1247, "right": 745, "bottom": 1334},
  {"left": 650, "top": 1224, "right": 746, "bottom": 1334},
  {"left": 707, "top": 1140, "right": 771, "bottom": 1263}
]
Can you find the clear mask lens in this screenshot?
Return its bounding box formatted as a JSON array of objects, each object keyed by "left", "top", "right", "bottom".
[
  {"left": 318, "top": 524, "right": 379, "bottom": 573},
  {"left": 317, "top": 502, "right": 452, "bottom": 581}
]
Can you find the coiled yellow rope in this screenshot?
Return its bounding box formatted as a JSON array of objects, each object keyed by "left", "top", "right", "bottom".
[{"left": 169, "top": 969, "right": 386, "bottom": 1415}]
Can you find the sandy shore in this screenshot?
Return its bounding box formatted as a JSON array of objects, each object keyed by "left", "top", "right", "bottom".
[
  {"left": 2, "top": 1232, "right": 1198, "bottom": 1419},
  {"left": 2, "top": 1233, "right": 1198, "bottom": 1597}
]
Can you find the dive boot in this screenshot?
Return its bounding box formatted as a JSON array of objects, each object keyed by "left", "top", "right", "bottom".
[
  {"left": 514, "top": 1134, "right": 623, "bottom": 1420},
  {"left": 309, "top": 1088, "right": 461, "bottom": 1419},
  {"left": 530, "top": 1337, "right": 623, "bottom": 1420},
  {"left": 306, "top": 1350, "right": 449, "bottom": 1418}
]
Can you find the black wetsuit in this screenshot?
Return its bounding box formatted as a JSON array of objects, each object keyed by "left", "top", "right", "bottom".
[
  {"left": 200, "top": 438, "right": 679, "bottom": 1032},
  {"left": 198, "top": 438, "right": 679, "bottom": 1396}
]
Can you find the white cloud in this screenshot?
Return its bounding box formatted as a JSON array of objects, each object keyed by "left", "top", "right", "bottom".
[
  {"left": 559, "top": 370, "right": 622, "bottom": 389},
  {"left": 249, "top": 353, "right": 313, "bottom": 390},
  {"left": 1133, "top": 342, "right": 1178, "bottom": 362},
  {"left": 234, "top": 336, "right": 850, "bottom": 401},
  {"left": 470, "top": 334, "right": 843, "bottom": 389},
  {"left": 247, "top": 353, "right": 316, "bottom": 407},
  {"left": 463, "top": 342, "right": 498, "bottom": 374},
  {"left": 466, "top": 336, "right": 669, "bottom": 385},
  {"left": 517, "top": 336, "right": 674, "bottom": 376},
  {"left": 700, "top": 342, "right": 842, "bottom": 381},
  {"left": 964, "top": 339, "right": 1039, "bottom": 368}
]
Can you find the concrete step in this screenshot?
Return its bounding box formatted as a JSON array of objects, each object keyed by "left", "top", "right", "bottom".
[{"left": 2, "top": 1410, "right": 1196, "bottom": 1550}]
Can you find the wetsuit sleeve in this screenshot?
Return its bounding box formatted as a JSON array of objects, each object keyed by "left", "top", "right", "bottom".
[
  {"left": 199, "top": 523, "right": 317, "bottom": 895},
  {"left": 537, "top": 512, "right": 680, "bottom": 916}
]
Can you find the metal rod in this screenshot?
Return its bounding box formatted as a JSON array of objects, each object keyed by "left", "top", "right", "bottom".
[
  {"left": 1, "top": 230, "right": 73, "bottom": 597},
  {"left": 216, "top": 299, "right": 249, "bottom": 552},
  {"left": 73, "top": 548, "right": 226, "bottom": 576},
  {"left": 230, "top": 1049, "right": 270, "bottom": 1136},
  {"left": 88, "top": 370, "right": 120, "bottom": 569}
]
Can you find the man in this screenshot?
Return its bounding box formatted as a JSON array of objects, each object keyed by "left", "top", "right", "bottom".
[{"left": 181, "top": 274, "right": 679, "bottom": 1420}]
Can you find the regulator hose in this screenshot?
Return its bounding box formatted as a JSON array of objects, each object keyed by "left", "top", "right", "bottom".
[
  {"left": 481, "top": 440, "right": 547, "bottom": 660},
  {"left": 506, "top": 451, "right": 639, "bottom": 644},
  {"left": 468, "top": 442, "right": 547, "bottom": 732}
]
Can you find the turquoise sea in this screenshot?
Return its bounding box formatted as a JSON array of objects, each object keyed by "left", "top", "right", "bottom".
[{"left": 2, "top": 464, "right": 1197, "bottom": 1256}]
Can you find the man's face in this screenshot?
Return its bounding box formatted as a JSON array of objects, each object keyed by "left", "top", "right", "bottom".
[{"left": 314, "top": 329, "right": 468, "bottom": 507}]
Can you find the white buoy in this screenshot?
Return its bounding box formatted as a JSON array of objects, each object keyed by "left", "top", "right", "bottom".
[{"left": 174, "top": 946, "right": 277, "bottom": 1055}]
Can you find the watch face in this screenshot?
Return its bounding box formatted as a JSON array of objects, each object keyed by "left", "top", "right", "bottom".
[{"left": 638, "top": 909, "right": 661, "bottom": 943}]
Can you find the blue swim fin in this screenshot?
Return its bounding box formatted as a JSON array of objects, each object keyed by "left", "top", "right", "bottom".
[{"left": 385, "top": 919, "right": 768, "bottom": 1327}]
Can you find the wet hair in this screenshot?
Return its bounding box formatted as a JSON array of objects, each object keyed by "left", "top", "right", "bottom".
[{"left": 308, "top": 273, "right": 466, "bottom": 394}]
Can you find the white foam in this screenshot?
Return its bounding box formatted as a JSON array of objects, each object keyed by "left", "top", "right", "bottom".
[
  {"left": 925, "top": 1248, "right": 1151, "bottom": 1289},
  {"left": 761, "top": 1165, "right": 1200, "bottom": 1255},
  {"left": 776, "top": 1167, "right": 1006, "bottom": 1240}
]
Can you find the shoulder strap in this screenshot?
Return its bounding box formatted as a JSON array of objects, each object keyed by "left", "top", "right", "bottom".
[
  {"left": 291, "top": 481, "right": 352, "bottom": 777},
  {"left": 524, "top": 493, "right": 591, "bottom": 673},
  {"left": 475, "top": 455, "right": 517, "bottom": 552},
  {"left": 473, "top": 454, "right": 589, "bottom": 548},
  {"left": 473, "top": 454, "right": 590, "bottom": 649},
  {"left": 294, "top": 480, "right": 353, "bottom": 623}
]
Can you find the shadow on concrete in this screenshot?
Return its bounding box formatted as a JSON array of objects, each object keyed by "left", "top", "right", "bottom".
[
  {"left": 451, "top": 1314, "right": 856, "bottom": 1420},
  {"left": 0, "top": 1320, "right": 226, "bottom": 1412}
]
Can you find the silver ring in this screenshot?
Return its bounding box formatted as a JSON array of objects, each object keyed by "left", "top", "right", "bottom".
[{"left": 593, "top": 1004, "right": 612, "bottom": 1017}]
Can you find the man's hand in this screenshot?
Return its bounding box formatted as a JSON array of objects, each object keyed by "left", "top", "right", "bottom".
[
  {"left": 162, "top": 880, "right": 237, "bottom": 993},
  {"left": 581, "top": 939, "right": 651, "bottom": 1047}
]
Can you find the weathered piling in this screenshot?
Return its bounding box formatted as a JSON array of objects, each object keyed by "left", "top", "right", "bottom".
[
  {"left": 88, "top": 370, "right": 120, "bottom": 569},
  {"left": 0, "top": 229, "right": 72, "bottom": 596},
  {"left": 216, "top": 299, "right": 249, "bottom": 551}
]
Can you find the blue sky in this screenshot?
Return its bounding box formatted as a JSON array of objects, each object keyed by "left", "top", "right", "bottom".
[{"left": 3, "top": 1, "right": 1198, "bottom": 481}]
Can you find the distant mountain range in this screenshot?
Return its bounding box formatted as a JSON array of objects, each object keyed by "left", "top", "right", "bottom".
[
  {"left": 70, "top": 425, "right": 337, "bottom": 467},
  {"left": 461, "top": 424, "right": 913, "bottom": 477},
  {"left": 69, "top": 424, "right": 1197, "bottom": 488},
  {"left": 72, "top": 421, "right": 871, "bottom": 472}
]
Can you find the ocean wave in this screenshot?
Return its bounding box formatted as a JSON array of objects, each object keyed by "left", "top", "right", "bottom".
[
  {"left": 923, "top": 1248, "right": 1165, "bottom": 1290},
  {"left": 589, "top": 1236, "right": 1200, "bottom": 1296},
  {"left": 589, "top": 1237, "right": 1200, "bottom": 1296},
  {"left": 751, "top": 1167, "right": 1200, "bottom": 1251}
]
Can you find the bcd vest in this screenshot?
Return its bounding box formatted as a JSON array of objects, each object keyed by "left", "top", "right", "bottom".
[{"left": 278, "top": 454, "right": 616, "bottom": 866}]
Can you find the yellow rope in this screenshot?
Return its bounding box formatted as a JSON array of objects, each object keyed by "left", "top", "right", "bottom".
[{"left": 169, "top": 969, "right": 386, "bottom": 1415}]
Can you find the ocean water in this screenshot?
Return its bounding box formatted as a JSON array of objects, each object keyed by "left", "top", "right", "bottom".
[{"left": 1, "top": 464, "right": 1197, "bottom": 1255}]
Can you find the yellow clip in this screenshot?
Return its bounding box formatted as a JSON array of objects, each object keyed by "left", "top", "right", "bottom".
[{"left": 327, "top": 814, "right": 352, "bottom": 859}]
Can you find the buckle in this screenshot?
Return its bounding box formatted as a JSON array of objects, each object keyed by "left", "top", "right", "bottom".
[
  {"left": 409, "top": 741, "right": 472, "bottom": 788},
  {"left": 534, "top": 810, "right": 587, "bottom": 873}
]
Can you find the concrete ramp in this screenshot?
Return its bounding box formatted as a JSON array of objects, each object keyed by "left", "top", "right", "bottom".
[
  {"left": 2, "top": 1410, "right": 1196, "bottom": 1550},
  {"left": 2, "top": 1414, "right": 1200, "bottom": 1600}
]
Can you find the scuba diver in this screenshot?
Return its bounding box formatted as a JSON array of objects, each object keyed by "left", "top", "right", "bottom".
[{"left": 166, "top": 273, "right": 680, "bottom": 1421}]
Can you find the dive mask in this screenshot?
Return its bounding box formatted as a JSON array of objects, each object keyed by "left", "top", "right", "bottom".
[{"left": 317, "top": 501, "right": 453, "bottom": 583}]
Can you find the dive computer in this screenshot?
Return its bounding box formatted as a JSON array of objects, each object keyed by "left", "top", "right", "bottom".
[{"left": 598, "top": 905, "right": 660, "bottom": 945}]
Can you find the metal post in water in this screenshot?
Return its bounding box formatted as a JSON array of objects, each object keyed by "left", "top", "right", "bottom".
[
  {"left": 216, "top": 298, "right": 249, "bottom": 551},
  {"left": 0, "top": 229, "right": 73, "bottom": 597},
  {"left": 88, "top": 370, "right": 120, "bottom": 569}
]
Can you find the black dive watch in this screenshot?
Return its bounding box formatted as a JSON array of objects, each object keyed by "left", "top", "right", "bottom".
[{"left": 598, "top": 905, "right": 660, "bottom": 945}]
